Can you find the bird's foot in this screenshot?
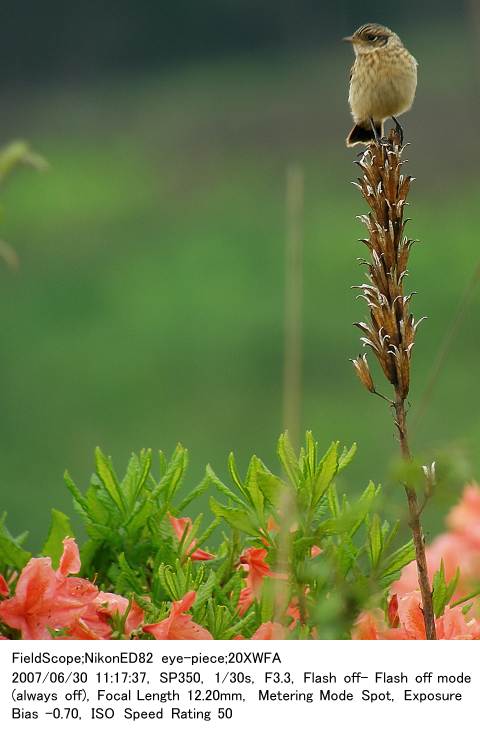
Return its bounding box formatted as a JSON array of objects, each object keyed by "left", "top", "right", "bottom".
[
  {"left": 369, "top": 118, "right": 380, "bottom": 144},
  {"left": 391, "top": 116, "right": 404, "bottom": 146}
]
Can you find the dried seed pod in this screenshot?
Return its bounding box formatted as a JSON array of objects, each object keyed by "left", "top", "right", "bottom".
[
  {"left": 352, "top": 129, "right": 423, "bottom": 400},
  {"left": 350, "top": 353, "right": 375, "bottom": 393}
]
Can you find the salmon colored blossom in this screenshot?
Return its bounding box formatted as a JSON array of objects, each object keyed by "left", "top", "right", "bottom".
[
  {"left": 237, "top": 547, "right": 287, "bottom": 616},
  {"left": 0, "top": 538, "right": 97, "bottom": 640},
  {"left": 64, "top": 593, "right": 144, "bottom": 640},
  {"left": 0, "top": 538, "right": 142, "bottom": 641},
  {"left": 0, "top": 574, "right": 9, "bottom": 597},
  {"left": 392, "top": 533, "right": 480, "bottom": 600},
  {"left": 252, "top": 622, "right": 287, "bottom": 640},
  {"left": 168, "top": 515, "right": 215, "bottom": 561},
  {"left": 143, "top": 591, "right": 213, "bottom": 640},
  {"left": 352, "top": 592, "right": 480, "bottom": 640},
  {"left": 393, "top": 484, "right": 480, "bottom": 602},
  {"left": 447, "top": 484, "right": 480, "bottom": 547}
]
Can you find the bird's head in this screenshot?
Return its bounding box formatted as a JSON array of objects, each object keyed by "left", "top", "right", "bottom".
[{"left": 343, "top": 23, "right": 400, "bottom": 55}]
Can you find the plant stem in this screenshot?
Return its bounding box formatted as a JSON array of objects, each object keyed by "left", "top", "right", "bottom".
[
  {"left": 283, "top": 164, "right": 304, "bottom": 451},
  {"left": 394, "top": 391, "right": 436, "bottom": 640}
]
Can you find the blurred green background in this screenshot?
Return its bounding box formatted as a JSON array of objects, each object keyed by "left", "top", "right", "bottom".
[{"left": 1, "top": 1, "right": 480, "bottom": 549}]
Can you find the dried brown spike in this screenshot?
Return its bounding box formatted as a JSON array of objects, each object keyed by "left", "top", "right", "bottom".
[{"left": 351, "top": 130, "right": 424, "bottom": 399}]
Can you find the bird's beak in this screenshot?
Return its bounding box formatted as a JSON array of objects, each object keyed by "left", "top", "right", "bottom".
[{"left": 342, "top": 36, "right": 354, "bottom": 43}]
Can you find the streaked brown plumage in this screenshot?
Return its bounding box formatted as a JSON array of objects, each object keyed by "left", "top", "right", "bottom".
[{"left": 344, "top": 23, "right": 417, "bottom": 147}]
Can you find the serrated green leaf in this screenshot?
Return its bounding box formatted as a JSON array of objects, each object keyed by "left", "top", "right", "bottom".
[
  {"left": 255, "top": 464, "right": 282, "bottom": 503},
  {"left": 432, "top": 562, "right": 459, "bottom": 618},
  {"left": 64, "top": 471, "right": 89, "bottom": 513},
  {"left": 177, "top": 473, "right": 210, "bottom": 513},
  {"left": 368, "top": 514, "right": 383, "bottom": 569},
  {"left": 338, "top": 443, "right": 357, "bottom": 471},
  {"left": 312, "top": 442, "right": 338, "bottom": 506},
  {"left": 206, "top": 465, "right": 247, "bottom": 507},
  {"left": 0, "top": 535, "right": 31, "bottom": 570},
  {"left": 122, "top": 449, "right": 152, "bottom": 509},
  {"left": 95, "top": 447, "right": 126, "bottom": 514},
  {"left": 209, "top": 497, "right": 258, "bottom": 535},
  {"left": 277, "top": 432, "right": 300, "bottom": 487},
  {"left": 244, "top": 456, "right": 265, "bottom": 518},
  {"left": 336, "top": 536, "right": 358, "bottom": 576},
  {"left": 379, "top": 540, "right": 415, "bottom": 579},
  {"left": 117, "top": 552, "right": 144, "bottom": 594},
  {"left": 193, "top": 571, "right": 217, "bottom": 610},
  {"left": 327, "top": 484, "right": 340, "bottom": 518},
  {"left": 228, "top": 452, "right": 246, "bottom": 494},
  {"left": 42, "top": 509, "right": 73, "bottom": 568}
]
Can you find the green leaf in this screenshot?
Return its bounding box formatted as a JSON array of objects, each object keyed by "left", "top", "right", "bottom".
[
  {"left": 336, "top": 536, "right": 358, "bottom": 576},
  {"left": 379, "top": 540, "right": 415, "bottom": 579},
  {"left": 122, "top": 449, "right": 152, "bottom": 509},
  {"left": 244, "top": 456, "right": 265, "bottom": 518},
  {"left": 349, "top": 481, "right": 378, "bottom": 537},
  {"left": 209, "top": 497, "right": 258, "bottom": 535},
  {"left": 193, "top": 571, "right": 217, "bottom": 610},
  {"left": 64, "top": 471, "right": 89, "bottom": 513},
  {"left": 312, "top": 442, "right": 338, "bottom": 506},
  {"left": 327, "top": 484, "right": 340, "bottom": 518},
  {"left": 0, "top": 535, "right": 31, "bottom": 570},
  {"left": 42, "top": 509, "right": 73, "bottom": 568},
  {"left": 95, "top": 447, "right": 126, "bottom": 514},
  {"left": 255, "top": 464, "right": 282, "bottom": 504},
  {"left": 228, "top": 452, "right": 246, "bottom": 494},
  {"left": 206, "top": 465, "right": 247, "bottom": 507},
  {"left": 432, "top": 562, "right": 459, "bottom": 618},
  {"left": 177, "top": 473, "right": 210, "bottom": 513},
  {"left": 117, "top": 553, "right": 144, "bottom": 595},
  {"left": 338, "top": 443, "right": 357, "bottom": 471},
  {"left": 367, "top": 514, "right": 383, "bottom": 570},
  {"left": 277, "top": 432, "right": 300, "bottom": 487},
  {"left": 153, "top": 444, "right": 188, "bottom": 503}
]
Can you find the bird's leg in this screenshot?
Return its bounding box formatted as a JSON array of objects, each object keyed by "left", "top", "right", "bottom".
[
  {"left": 392, "top": 116, "right": 404, "bottom": 146},
  {"left": 369, "top": 117, "right": 380, "bottom": 144}
]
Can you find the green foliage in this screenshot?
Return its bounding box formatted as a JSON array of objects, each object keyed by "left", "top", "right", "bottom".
[
  {"left": 0, "top": 432, "right": 417, "bottom": 639},
  {"left": 42, "top": 509, "right": 73, "bottom": 568},
  {"left": 0, "top": 513, "right": 31, "bottom": 573},
  {"left": 432, "top": 561, "right": 459, "bottom": 618}
]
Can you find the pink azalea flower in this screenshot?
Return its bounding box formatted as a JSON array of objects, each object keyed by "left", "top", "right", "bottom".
[
  {"left": 447, "top": 484, "right": 480, "bottom": 548},
  {"left": 143, "top": 590, "right": 213, "bottom": 640},
  {"left": 0, "top": 538, "right": 97, "bottom": 640},
  {"left": 252, "top": 622, "right": 287, "bottom": 640},
  {"left": 239, "top": 548, "right": 273, "bottom": 595},
  {"left": 0, "top": 574, "right": 10, "bottom": 597},
  {"left": 352, "top": 592, "right": 480, "bottom": 640},
  {"left": 237, "top": 547, "right": 287, "bottom": 616},
  {"left": 393, "top": 534, "right": 480, "bottom": 605},
  {"left": 65, "top": 593, "right": 144, "bottom": 640},
  {"left": 168, "top": 515, "right": 215, "bottom": 561}
]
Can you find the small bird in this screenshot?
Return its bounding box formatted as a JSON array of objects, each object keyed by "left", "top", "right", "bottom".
[{"left": 344, "top": 23, "right": 417, "bottom": 147}]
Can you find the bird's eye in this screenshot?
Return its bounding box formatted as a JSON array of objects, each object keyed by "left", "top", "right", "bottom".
[{"left": 367, "top": 34, "right": 377, "bottom": 42}]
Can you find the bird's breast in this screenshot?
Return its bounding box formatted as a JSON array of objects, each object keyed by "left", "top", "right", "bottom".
[{"left": 349, "top": 49, "right": 417, "bottom": 123}]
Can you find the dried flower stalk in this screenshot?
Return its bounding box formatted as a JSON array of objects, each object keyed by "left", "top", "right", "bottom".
[{"left": 351, "top": 128, "right": 436, "bottom": 640}]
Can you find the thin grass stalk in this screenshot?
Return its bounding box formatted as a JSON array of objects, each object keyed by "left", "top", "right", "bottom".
[
  {"left": 350, "top": 129, "right": 436, "bottom": 639},
  {"left": 273, "top": 167, "right": 304, "bottom": 624},
  {"left": 283, "top": 164, "right": 304, "bottom": 451}
]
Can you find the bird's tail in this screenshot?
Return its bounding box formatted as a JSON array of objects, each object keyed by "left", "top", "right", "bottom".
[{"left": 346, "top": 121, "right": 383, "bottom": 147}]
